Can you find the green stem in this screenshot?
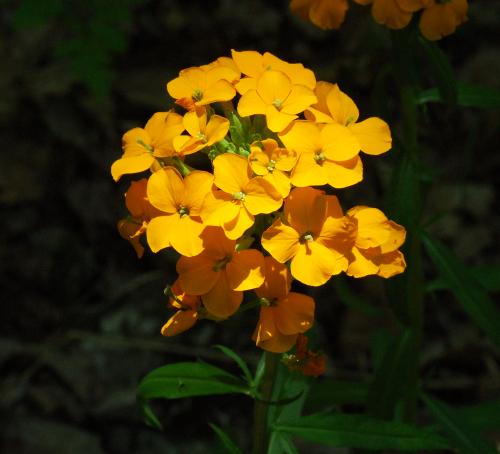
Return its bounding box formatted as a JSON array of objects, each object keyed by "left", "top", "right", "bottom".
[{"left": 252, "top": 352, "right": 280, "bottom": 454}]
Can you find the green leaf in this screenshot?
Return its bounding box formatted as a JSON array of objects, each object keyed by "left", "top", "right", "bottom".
[
  {"left": 422, "top": 232, "right": 500, "bottom": 347},
  {"left": 268, "top": 432, "right": 299, "bottom": 454},
  {"left": 138, "top": 397, "right": 162, "bottom": 430},
  {"left": 213, "top": 345, "right": 253, "bottom": 385},
  {"left": 417, "top": 83, "right": 500, "bottom": 109},
  {"left": 274, "top": 413, "right": 449, "bottom": 450},
  {"left": 454, "top": 400, "right": 500, "bottom": 432},
  {"left": 367, "top": 329, "right": 414, "bottom": 419},
  {"left": 418, "top": 36, "right": 457, "bottom": 106},
  {"left": 421, "top": 393, "right": 497, "bottom": 454},
  {"left": 138, "top": 362, "right": 250, "bottom": 400},
  {"left": 209, "top": 423, "right": 242, "bottom": 454},
  {"left": 305, "top": 379, "right": 369, "bottom": 411}
]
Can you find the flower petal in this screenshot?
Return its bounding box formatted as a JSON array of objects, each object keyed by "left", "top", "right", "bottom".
[
  {"left": 111, "top": 154, "right": 154, "bottom": 182},
  {"left": 256, "top": 256, "right": 291, "bottom": 300},
  {"left": 177, "top": 254, "right": 219, "bottom": 295},
  {"left": 321, "top": 123, "right": 360, "bottom": 161},
  {"left": 243, "top": 177, "right": 283, "bottom": 215},
  {"left": 226, "top": 249, "right": 265, "bottom": 291},
  {"left": 214, "top": 153, "right": 250, "bottom": 194},
  {"left": 237, "top": 89, "right": 268, "bottom": 117},
  {"left": 147, "top": 167, "right": 184, "bottom": 213},
  {"left": 281, "top": 84, "right": 317, "bottom": 115},
  {"left": 183, "top": 171, "right": 214, "bottom": 214},
  {"left": 349, "top": 117, "right": 392, "bottom": 155},
  {"left": 326, "top": 83, "right": 359, "bottom": 124},
  {"left": 256, "top": 70, "right": 292, "bottom": 105},
  {"left": 279, "top": 120, "right": 321, "bottom": 154},
  {"left": 205, "top": 115, "right": 230, "bottom": 144},
  {"left": 324, "top": 156, "right": 363, "bottom": 188},
  {"left": 161, "top": 310, "right": 198, "bottom": 337},
  {"left": 222, "top": 205, "right": 254, "bottom": 240},
  {"left": 202, "top": 272, "right": 242, "bottom": 318},
  {"left": 284, "top": 187, "right": 326, "bottom": 235},
  {"left": 170, "top": 216, "right": 205, "bottom": 257},
  {"left": 261, "top": 219, "right": 300, "bottom": 263},
  {"left": 290, "top": 152, "right": 328, "bottom": 187},
  {"left": 146, "top": 215, "right": 179, "bottom": 252},
  {"left": 290, "top": 242, "right": 340, "bottom": 286},
  {"left": 275, "top": 292, "right": 315, "bottom": 335}
]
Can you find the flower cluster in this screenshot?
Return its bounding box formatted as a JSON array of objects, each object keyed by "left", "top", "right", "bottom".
[
  {"left": 112, "top": 50, "right": 406, "bottom": 353},
  {"left": 291, "top": 0, "right": 468, "bottom": 41}
]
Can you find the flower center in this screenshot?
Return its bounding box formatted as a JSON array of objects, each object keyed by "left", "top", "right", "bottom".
[
  {"left": 259, "top": 297, "right": 277, "bottom": 307},
  {"left": 300, "top": 232, "right": 314, "bottom": 244},
  {"left": 272, "top": 98, "right": 283, "bottom": 110},
  {"left": 178, "top": 206, "right": 189, "bottom": 217},
  {"left": 192, "top": 88, "right": 203, "bottom": 102},
  {"left": 233, "top": 191, "right": 246, "bottom": 201},
  {"left": 213, "top": 255, "right": 232, "bottom": 271},
  {"left": 136, "top": 138, "right": 154, "bottom": 153},
  {"left": 314, "top": 151, "right": 325, "bottom": 164},
  {"left": 267, "top": 159, "right": 276, "bottom": 173},
  {"left": 196, "top": 132, "right": 207, "bottom": 143}
]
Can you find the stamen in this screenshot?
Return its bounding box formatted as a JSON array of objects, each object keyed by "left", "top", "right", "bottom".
[
  {"left": 233, "top": 191, "right": 246, "bottom": 201},
  {"left": 272, "top": 99, "right": 283, "bottom": 110},
  {"left": 192, "top": 88, "right": 203, "bottom": 101}
]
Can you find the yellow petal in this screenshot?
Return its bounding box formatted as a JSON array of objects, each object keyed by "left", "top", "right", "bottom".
[
  {"left": 243, "top": 177, "right": 283, "bottom": 215},
  {"left": 146, "top": 167, "right": 184, "bottom": 213},
  {"left": 231, "top": 49, "right": 263, "bottom": 78},
  {"left": 263, "top": 171, "right": 291, "bottom": 198},
  {"left": 281, "top": 84, "right": 317, "bottom": 115},
  {"left": 161, "top": 310, "right": 198, "bottom": 337},
  {"left": 290, "top": 242, "right": 339, "bottom": 286},
  {"left": 263, "top": 52, "right": 316, "bottom": 89},
  {"left": 321, "top": 123, "right": 360, "bottom": 161},
  {"left": 349, "top": 117, "right": 392, "bottom": 155},
  {"left": 290, "top": 152, "right": 328, "bottom": 187},
  {"left": 144, "top": 112, "right": 169, "bottom": 139},
  {"left": 226, "top": 249, "right": 265, "bottom": 291},
  {"left": 235, "top": 77, "right": 257, "bottom": 95},
  {"left": 183, "top": 110, "right": 203, "bottom": 137},
  {"left": 199, "top": 79, "right": 236, "bottom": 105},
  {"left": 205, "top": 115, "right": 230, "bottom": 145},
  {"left": 256, "top": 70, "right": 292, "bottom": 105},
  {"left": 305, "top": 106, "right": 334, "bottom": 124},
  {"left": 222, "top": 205, "right": 254, "bottom": 240},
  {"left": 253, "top": 307, "right": 297, "bottom": 353},
  {"left": 183, "top": 171, "right": 214, "bottom": 215},
  {"left": 256, "top": 256, "right": 291, "bottom": 300},
  {"left": 347, "top": 247, "right": 379, "bottom": 278},
  {"left": 323, "top": 155, "right": 363, "bottom": 188},
  {"left": 202, "top": 272, "right": 242, "bottom": 318},
  {"left": 146, "top": 215, "right": 178, "bottom": 252},
  {"left": 279, "top": 120, "right": 321, "bottom": 154},
  {"left": 122, "top": 127, "right": 151, "bottom": 155},
  {"left": 213, "top": 153, "right": 250, "bottom": 194},
  {"left": 284, "top": 187, "right": 326, "bottom": 235},
  {"left": 170, "top": 216, "right": 205, "bottom": 257},
  {"left": 237, "top": 89, "right": 268, "bottom": 117},
  {"left": 326, "top": 83, "right": 359, "bottom": 125},
  {"left": 249, "top": 149, "right": 270, "bottom": 175},
  {"left": 111, "top": 154, "right": 154, "bottom": 181},
  {"left": 275, "top": 292, "right": 315, "bottom": 335},
  {"left": 261, "top": 220, "right": 300, "bottom": 263},
  {"left": 265, "top": 105, "right": 297, "bottom": 133},
  {"left": 376, "top": 250, "right": 406, "bottom": 278},
  {"left": 167, "top": 73, "right": 197, "bottom": 100}
]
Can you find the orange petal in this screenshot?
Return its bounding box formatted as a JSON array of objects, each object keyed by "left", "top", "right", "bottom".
[
  {"left": 243, "top": 177, "right": 283, "bottom": 215},
  {"left": 281, "top": 84, "right": 317, "bottom": 115},
  {"left": 146, "top": 167, "right": 184, "bottom": 213},
  {"left": 183, "top": 171, "right": 214, "bottom": 215},
  {"left": 205, "top": 115, "right": 230, "bottom": 144},
  {"left": 170, "top": 216, "right": 205, "bottom": 257},
  {"left": 231, "top": 49, "right": 263, "bottom": 78},
  {"left": 146, "top": 215, "right": 178, "bottom": 252},
  {"left": 177, "top": 254, "right": 219, "bottom": 295},
  {"left": 284, "top": 187, "right": 326, "bottom": 235},
  {"left": 321, "top": 123, "right": 360, "bottom": 161},
  {"left": 111, "top": 154, "right": 154, "bottom": 182},
  {"left": 265, "top": 106, "right": 297, "bottom": 133},
  {"left": 349, "top": 117, "right": 392, "bottom": 155},
  {"left": 256, "top": 70, "right": 292, "bottom": 105},
  {"left": 256, "top": 256, "right": 291, "bottom": 300},
  {"left": 261, "top": 219, "right": 300, "bottom": 263},
  {"left": 326, "top": 83, "right": 359, "bottom": 125},
  {"left": 372, "top": 0, "right": 413, "bottom": 29},
  {"left": 275, "top": 292, "right": 315, "bottom": 335},
  {"left": 376, "top": 250, "right": 406, "bottom": 278},
  {"left": 263, "top": 171, "right": 291, "bottom": 198},
  {"left": 226, "top": 249, "right": 265, "bottom": 291},
  {"left": 348, "top": 206, "right": 391, "bottom": 249},
  {"left": 237, "top": 89, "right": 267, "bottom": 117},
  {"left": 222, "top": 205, "right": 254, "bottom": 240},
  {"left": 161, "top": 310, "right": 198, "bottom": 336},
  {"left": 202, "top": 272, "right": 242, "bottom": 318},
  {"left": 279, "top": 120, "right": 321, "bottom": 154},
  {"left": 200, "top": 79, "right": 236, "bottom": 105},
  {"left": 323, "top": 156, "right": 363, "bottom": 188},
  {"left": 290, "top": 152, "right": 328, "bottom": 187},
  {"left": 346, "top": 246, "right": 379, "bottom": 278},
  {"left": 290, "top": 242, "right": 340, "bottom": 286},
  {"left": 253, "top": 307, "right": 297, "bottom": 353}
]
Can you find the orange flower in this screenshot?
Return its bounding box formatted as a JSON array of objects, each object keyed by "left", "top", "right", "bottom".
[
  {"left": 353, "top": 0, "right": 424, "bottom": 29},
  {"left": 262, "top": 187, "right": 354, "bottom": 286},
  {"left": 282, "top": 334, "right": 326, "bottom": 377},
  {"left": 238, "top": 70, "right": 317, "bottom": 132},
  {"left": 173, "top": 109, "right": 229, "bottom": 155},
  {"left": 177, "top": 227, "right": 265, "bottom": 318},
  {"left": 231, "top": 49, "right": 316, "bottom": 95},
  {"left": 280, "top": 120, "right": 363, "bottom": 189},
  {"left": 117, "top": 179, "right": 163, "bottom": 258},
  {"left": 166, "top": 66, "right": 237, "bottom": 111},
  {"left": 253, "top": 257, "right": 315, "bottom": 353},
  {"left": 306, "top": 82, "right": 392, "bottom": 156},
  {"left": 248, "top": 139, "right": 297, "bottom": 197},
  {"left": 161, "top": 279, "right": 202, "bottom": 337},
  {"left": 146, "top": 167, "right": 213, "bottom": 257},
  {"left": 346, "top": 206, "right": 406, "bottom": 278},
  {"left": 290, "top": 0, "right": 349, "bottom": 30},
  {"left": 111, "top": 111, "right": 184, "bottom": 181},
  {"left": 419, "top": 0, "right": 468, "bottom": 41},
  {"left": 201, "top": 153, "right": 283, "bottom": 240}
]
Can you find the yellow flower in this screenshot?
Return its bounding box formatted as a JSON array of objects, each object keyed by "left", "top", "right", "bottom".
[
  {"left": 262, "top": 187, "right": 354, "bottom": 286},
  {"left": 290, "top": 0, "right": 349, "bottom": 30},
  {"left": 346, "top": 206, "right": 406, "bottom": 278},
  {"left": 280, "top": 120, "right": 363, "bottom": 188},
  {"left": 248, "top": 139, "right": 297, "bottom": 197},
  {"left": 161, "top": 279, "right": 202, "bottom": 337},
  {"left": 201, "top": 153, "right": 283, "bottom": 240},
  {"left": 419, "top": 0, "right": 468, "bottom": 41},
  {"left": 111, "top": 111, "right": 184, "bottom": 181},
  {"left": 166, "top": 65, "right": 237, "bottom": 111},
  {"left": 253, "top": 257, "right": 315, "bottom": 353},
  {"left": 177, "top": 227, "right": 265, "bottom": 318},
  {"left": 231, "top": 49, "right": 316, "bottom": 95},
  {"left": 237, "top": 70, "right": 317, "bottom": 132},
  {"left": 146, "top": 167, "right": 213, "bottom": 257},
  {"left": 354, "top": 0, "right": 424, "bottom": 29},
  {"left": 306, "top": 82, "right": 392, "bottom": 156},
  {"left": 201, "top": 56, "right": 241, "bottom": 83},
  {"left": 174, "top": 109, "right": 230, "bottom": 155}
]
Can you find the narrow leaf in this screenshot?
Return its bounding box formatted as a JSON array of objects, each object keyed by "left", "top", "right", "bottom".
[
  {"left": 454, "top": 400, "right": 500, "bottom": 432},
  {"left": 213, "top": 344, "right": 253, "bottom": 385},
  {"left": 138, "top": 362, "right": 249, "bottom": 400},
  {"left": 268, "top": 432, "right": 299, "bottom": 454},
  {"left": 417, "top": 83, "right": 500, "bottom": 109},
  {"left": 275, "top": 413, "right": 449, "bottom": 450},
  {"left": 421, "top": 393, "right": 497, "bottom": 454},
  {"left": 422, "top": 232, "right": 500, "bottom": 347},
  {"left": 209, "top": 423, "right": 242, "bottom": 454},
  {"left": 138, "top": 397, "right": 163, "bottom": 430}
]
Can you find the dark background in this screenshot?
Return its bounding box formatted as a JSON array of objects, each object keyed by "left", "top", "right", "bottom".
[{"left": 1, "top": 1, "right": 499, "bottom": 452}]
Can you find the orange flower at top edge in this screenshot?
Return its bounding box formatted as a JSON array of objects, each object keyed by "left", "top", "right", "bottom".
[
  {"left": 353, "top": 0, "right": 424, "bottom": 29},
  {"left": 177, "top": 227, "right": 265, "bottom": 318},
  {"left": 262, "top": 187, "right": 355, "bottom": 286},
  {"left": 253, "top": 257, "right": 315, "bottom": 353},
  {"left": 419, "top": 0, "right": 468, "bottom": 41},
  {"left": 290, "top": 0, "right": 349, "bottom": 30},
  {"left": 111, "top": 111, "right": 184, "bottom": 181}
]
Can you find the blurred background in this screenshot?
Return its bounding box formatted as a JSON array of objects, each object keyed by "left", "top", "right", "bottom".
[{"left": 1, "top": 0, "right": 499, "bottom": 452}]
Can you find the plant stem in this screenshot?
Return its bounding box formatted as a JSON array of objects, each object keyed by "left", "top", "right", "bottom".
[{"left": 252, "top": 352, "right": 280, "bottom": 454}]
